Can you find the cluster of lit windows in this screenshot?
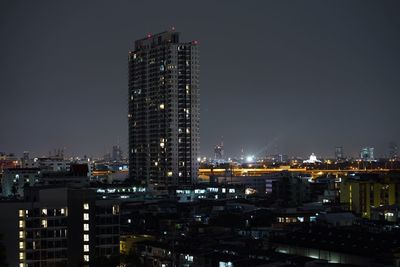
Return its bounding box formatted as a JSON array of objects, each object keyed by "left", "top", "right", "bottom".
[
  {"left": 83, "top": 203, "right": 90, "bottom": 263},
  {"left": 19, "top": 210, "right": 26, "bottom": 266}
]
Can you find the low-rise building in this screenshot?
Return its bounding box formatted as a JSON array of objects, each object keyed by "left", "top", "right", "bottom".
[{"left": 0, "top": 187, "right": 120, "bottom": 267}]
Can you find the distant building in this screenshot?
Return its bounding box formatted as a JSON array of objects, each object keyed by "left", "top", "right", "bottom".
[
  {"left": 388, "top": 141, "right": 398, "bottom": 160},
  {"left": 340, "top": 173, "right": 400, "bottom": 218},
  {"left": 1, "top": 164, "right": 90, "bottom": 198},
  {"left": 21, "top": 157, "right": 71, "bottom": 172},
  {"left": 334, "top": 146, "right": 344, "bottom": 161},
  {"left": 22, "top": 151, "right": 30, "bottom": 161},
  {"left": 265, "top": 154, "right": 289, "bottom": 163},
  {"left": 269, "top": 173, "right": 310, "bottom": 207},
  {"left": 1, "top": 168, "right": 40, "bottom": 197},
  {"left": 214, "top": 143, "right": 224, "bottom": 161},
  {"left": 303, "top": 153, "right": 321, "bottom": 164},
  {"left": 128, "top": 30, "right": 200, "bottom": 189},
  {"left": 0, "top": 187, "right": 120, "bottom": 267},
  {"left": 0, "top": 152, "right": 20, "bottom": 171},
  {"left": 360, "top": 147, "right": 374, "bottom": 161},
  {"left": 112, "top": 145, "right": 123, "bottom": 162}
]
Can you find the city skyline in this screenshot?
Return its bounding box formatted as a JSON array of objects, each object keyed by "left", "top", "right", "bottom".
[{"left": 1, "top": 1, "right": 400, "bottom": 158}]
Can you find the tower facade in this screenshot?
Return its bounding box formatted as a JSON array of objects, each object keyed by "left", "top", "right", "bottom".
[
  {"left": 335, "top": 146, "right": 344, "bottom": 161},
  {"left": 128, "top": 31, "right": 200, "bottom": 189}
]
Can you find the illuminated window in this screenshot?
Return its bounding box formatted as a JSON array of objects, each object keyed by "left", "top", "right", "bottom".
[
  {"left": 41, "top": 219, "right": 47, "bottom": 228},
  {"left": 84, "top": 224, "right": 89, "bottom": 231},
  {"left": 19, "top": 220, "right": 24, "bottom": 228},
  {"left": 83, "top": 213, "right": 89, "bottom": 221},
  {"left": 19, "top": 263, "right": 24, "bottom": 267},
  {"left": 160, "top": 142, "right": 165, "bottom": 148},
  {"left": 84, "top": 255, "right": 89, "bottom": 262},
  {"left": 83, "top": 203, "right": 89, "bottom": 210},
  {"left": 19, "top": 231, "right": 24, "bottom": 239},
  {"left": 112, "top": 205, "right": 119, "bottom": 215},
  {"left": 61, "top": 208, "right": 65, "bottom": 215},
  {"left": 19, "top": 241, "right": 24, "bottom": 249},
  {"left": 167, "top": 171, "right": 173, "bottom": 177},
  {"left": 19, "top": 252, "right": 24, "bottom": 260},
  {"left": 19, "top": 210, "right": 25, "bottom": 217},
  {"left": 84, "top": 244, "right": 89, "bottom": 252},
  {"left": 84, "top": 234, "right": 89, "bottom": 241},
  {"left": 42, "top": 209, "right": 47, "bottom": 215},
  {"left": 219, "top": 262, "right": 233, "bottom": 267},
  {"left": 159, "top": 103, "right": 164, "bottom": 109}
]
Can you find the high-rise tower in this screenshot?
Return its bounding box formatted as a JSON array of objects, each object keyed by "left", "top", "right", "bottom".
[{"left": 128, "top": 30, "right": 200, "bottom": 190}]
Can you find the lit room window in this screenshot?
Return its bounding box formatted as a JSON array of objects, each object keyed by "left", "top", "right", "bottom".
[
  {"left": 83, "top": 213, "right": 89, "bottom": 221},
  {"left": 61, "top": 208, "right": 65, "bottom": 215},
  {"left": 84, "top": 234, "right": 89, "bottom": 241},
  {"left": 159, "top": 103, "right": 164, "bottom": 109},
  {"left": 19, "top": 252, "right": 24, "bottom": 260},
  {"left": 112, "top": 205, "right": 119, "bottom": 215},
  {"left": 84, "top": 224, "right": 89, "bottom": 231},
  {"left": 83, "top": 203, "right": 89, "bottom": 210},
  {"left": 84, "top": 255, "right": 89, "bottom": 262},
  {"left": 19, "top": 263, "right": 24, "bottom": 267},
  {"left": 19, "top": 210, "right": 25, "bottom": 217},
  {"left": 19, "top": 231, "right": 24, "bottom": 239},
  {"left": 19, "top": 220, "right": 24, "bottom": 228},
  {"left": 41, "top": 219, "right": 47, "bottom": 228},
  {"left": 41, "top": 209, "right": 47, "bottom": 215},
  {"left": 19, "top": 241, "right": 24, "bottom": 249},
  {"left": 84, "top": 244, "right": 89, "bottom": 252}
]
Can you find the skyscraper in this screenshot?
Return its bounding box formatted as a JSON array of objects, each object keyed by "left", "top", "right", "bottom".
[
  {"left": 334, "top": 146, "right": 344, "bottom": 161},
  {"left": 360, "top": 147, "right": 374, "bottom": 161},
  {"left": 128, "top": 30, "right": 200, "bottom": 190},
  {"left": 112, "top": 145, "right": 123, "bottom": 162},
  {"left": 388, "top": 142, "right": 398, "bottom": 160}
]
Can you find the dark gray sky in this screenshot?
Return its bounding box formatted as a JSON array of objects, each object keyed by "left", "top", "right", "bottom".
[{"left": 1, "top": 0, "right": 399, "bottom": 159}]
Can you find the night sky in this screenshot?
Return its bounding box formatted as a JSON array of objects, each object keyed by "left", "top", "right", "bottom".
[{"left": 1, "top": 1, "right": 399, "bottom": 159}]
